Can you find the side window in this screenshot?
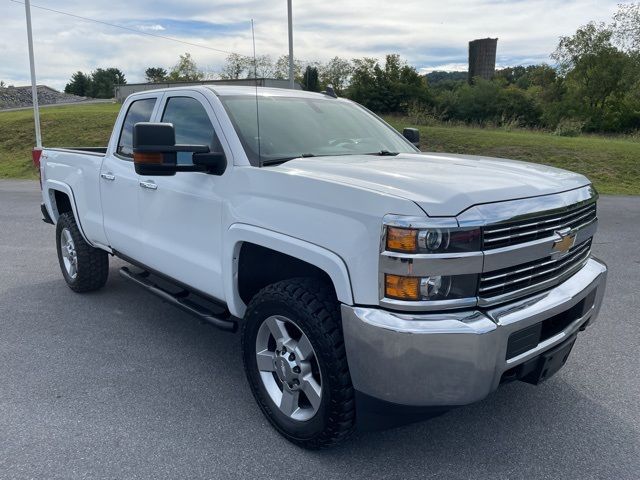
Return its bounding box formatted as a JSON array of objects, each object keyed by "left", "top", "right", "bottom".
[
  {"left": 116, "top": 98, "right": 156, "bottom": 158},
  {"left": 161, "top": 96, "right": 223, "bottom": 165}
]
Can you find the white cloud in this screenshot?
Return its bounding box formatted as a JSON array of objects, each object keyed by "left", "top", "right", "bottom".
[
  {"left": 0, "top": 0, "right": 622, "bottom": 90},
  {"left": 420, "top": 64, "right": 468, "bottom": 74},
  {"left": 137, "top": 24, "right": 166, "bottom": 32}
]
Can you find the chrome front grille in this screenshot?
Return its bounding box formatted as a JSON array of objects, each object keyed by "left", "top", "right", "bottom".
[
  {"left": 482, "top": 201, "right": 597, "bottom": 250},
  {"left": 479, "top": 239, "right": 592, "bottom": 302}
]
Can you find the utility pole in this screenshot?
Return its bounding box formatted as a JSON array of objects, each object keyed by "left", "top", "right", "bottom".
[
  {"left": 287, "top": 0, "right": 294, "bottom": 89},
  {"left": 24, "top": 0, "right": 42, "bottom": 148}
]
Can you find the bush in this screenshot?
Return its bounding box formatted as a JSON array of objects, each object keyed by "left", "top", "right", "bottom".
[{"left": 554, "top": 119, "right": 585, "bottom": 136}]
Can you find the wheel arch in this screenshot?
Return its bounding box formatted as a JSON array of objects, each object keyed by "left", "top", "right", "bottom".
[
  {"left": 44, "top": 180, "right": 93, "bottom": 246},
  {"left": 224, "top": 224, "right": 354, "bottom": 318}
]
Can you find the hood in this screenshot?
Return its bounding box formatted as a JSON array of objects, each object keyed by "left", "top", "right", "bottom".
[{"left": 275, "top": 153, "right": 591, "bottom": 217}]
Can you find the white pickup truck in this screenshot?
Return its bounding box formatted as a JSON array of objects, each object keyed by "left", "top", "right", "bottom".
[{"left": 36, "top": 85, "right": 607, "bottom": 448}]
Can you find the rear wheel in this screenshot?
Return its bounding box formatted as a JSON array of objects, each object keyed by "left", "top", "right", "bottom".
[
  {"left": 242, "top": 278, "right": 355, "bottom": 449},
  {"left": 56, "top": 212, "right": 109, "bottom": 292}
]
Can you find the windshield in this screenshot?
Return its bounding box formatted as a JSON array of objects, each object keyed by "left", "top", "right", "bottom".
[{"left": 219, "top": 95, "right": 418, "bottom": 166}]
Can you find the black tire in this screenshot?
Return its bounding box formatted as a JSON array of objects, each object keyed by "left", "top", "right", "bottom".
[
  {"left": 56, "top": 212, "right": 109, "bottom": 293},
  {"left": 242, "top": 277, "right": 356, "bottom": 449}
]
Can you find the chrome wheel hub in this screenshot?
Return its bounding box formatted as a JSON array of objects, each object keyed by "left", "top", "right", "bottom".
[
  {"left": 60, "top": 228, "right": 78, "bottom": 279},
  {"left": 255, "top": 315, "right": 322, "bottom": 421}
]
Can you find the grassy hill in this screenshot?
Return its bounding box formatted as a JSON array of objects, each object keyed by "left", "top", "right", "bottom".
[
  {"left": 0, "top": 103, "right": 119, "bottom": 178},
  {"left": 1, "top": 103, "right": 638, "bottom": 194}
]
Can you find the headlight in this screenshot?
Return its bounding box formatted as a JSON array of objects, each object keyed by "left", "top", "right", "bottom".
[
  {"left": 386, "top": 226, "right": 481, "bottom": 254},
  {"left": 385, "top": 274, "right": 478, "bottom": 301}
]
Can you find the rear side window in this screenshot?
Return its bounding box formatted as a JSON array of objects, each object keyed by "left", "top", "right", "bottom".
[
  {"left": 116, "top": 98, "right": 156, "bottom": 158},
  {"left": 161, "top": 96, "right": 222, "bottom": 165}
]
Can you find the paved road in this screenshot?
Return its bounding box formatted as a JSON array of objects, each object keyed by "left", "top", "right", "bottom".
[{"left": 0, "top": 180, "right": 638, "bottom": 480}]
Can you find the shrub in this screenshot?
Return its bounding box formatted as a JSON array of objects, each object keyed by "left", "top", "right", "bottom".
[{"left": 554, "top": 119, "right": 585, "bottom": 136}]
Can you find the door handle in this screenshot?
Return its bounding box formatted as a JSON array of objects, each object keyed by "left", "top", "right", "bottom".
[
  {"left": 100, "top": 172, "right": 115, "bottom": 181},
  {"left": 139, "top": 180, "right": 158, "bottom": 190}
]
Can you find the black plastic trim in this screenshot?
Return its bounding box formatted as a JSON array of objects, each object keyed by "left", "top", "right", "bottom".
[{"left": 40, "top": 203, "right": 54, "bottom": 225}]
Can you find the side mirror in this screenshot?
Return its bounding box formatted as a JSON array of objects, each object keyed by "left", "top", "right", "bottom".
[
  {"left": 193, "top": 152, "right": 227, "bottom": 176},
  {"left": 132, "top": 122, "right": 211, "bottom": 176},
  {"left": 403, "top": 128, "right": 420, "bottom": 149}
]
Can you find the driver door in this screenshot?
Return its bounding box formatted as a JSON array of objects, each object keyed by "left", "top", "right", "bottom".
[{"left": 134, "top": 91, "right": 229, "bottom": 300}]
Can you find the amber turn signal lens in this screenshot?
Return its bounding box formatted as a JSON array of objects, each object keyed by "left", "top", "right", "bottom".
[
  {"left": 385, "top": 274, "right": 420, "bottom": 301},
  {"left": 386, "top": 227, "right": 418, "bottom": 252},
  {"left": 133, "top": 152, "right": 164, "bottom": 164}
]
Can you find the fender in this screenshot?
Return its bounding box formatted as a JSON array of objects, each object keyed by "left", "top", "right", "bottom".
[
  {"left": 223, "top": 223, "right": 354, "bottom": 318},
  {"left": 44, "top": 179, "right": 96, "bottom": 248}
]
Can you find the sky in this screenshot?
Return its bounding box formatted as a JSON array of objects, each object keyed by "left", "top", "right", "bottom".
[{"left": 0, "top": 0, "right": 624, "bottom": 91}]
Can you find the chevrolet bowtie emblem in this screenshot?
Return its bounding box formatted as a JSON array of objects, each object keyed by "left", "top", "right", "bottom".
[{"left": 552, "top": 229, "right": 576, "bottom": 255}]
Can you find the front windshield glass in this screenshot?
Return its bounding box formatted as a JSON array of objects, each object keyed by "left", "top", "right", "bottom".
[{"left": 219, "top": 95, "right": 417, "bottom": 166}]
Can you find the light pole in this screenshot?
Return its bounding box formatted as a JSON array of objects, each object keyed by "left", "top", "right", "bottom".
[
  {"left": 287, "top": 0, "right": 294, "bottom": 89},
  {"left": 24, "top": 0, "right": 42, "bottom": 148}
]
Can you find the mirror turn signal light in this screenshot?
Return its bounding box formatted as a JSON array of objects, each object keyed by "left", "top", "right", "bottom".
[
  {"left": 133, "top": 152, "right": 164, "bottom": 164},
  {"left": 385, "top": 274, "right": 420, "bottom": 301},
  {"left": 386, "top": 227, "right": 418, "bottom": 253}
]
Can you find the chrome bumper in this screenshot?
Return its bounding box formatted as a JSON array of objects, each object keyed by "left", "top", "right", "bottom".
[{"left": 342, "top": 258, "right": 607, "bottom": 407}]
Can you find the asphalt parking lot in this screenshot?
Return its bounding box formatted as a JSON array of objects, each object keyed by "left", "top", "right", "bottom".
[{"left": 1, "top": 179, "right": 638, "bottom": 479}]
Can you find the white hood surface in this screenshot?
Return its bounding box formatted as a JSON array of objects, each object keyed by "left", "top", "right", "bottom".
[{"left": 277, "top": 153, "right": 591, "bottom": 217}]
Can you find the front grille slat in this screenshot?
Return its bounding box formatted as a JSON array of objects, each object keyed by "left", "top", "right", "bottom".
[
  {"left": 479, "top": 245, "right": 590, "bottom": 296},
  {"left": 479, "top": 239, "right": 592, "bottom": 301},
  {"left": 483, "top": 201, "right": 597, "bottom": 249}
]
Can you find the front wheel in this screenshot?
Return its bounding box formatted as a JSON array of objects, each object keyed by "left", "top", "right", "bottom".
[{"left": 241, "top": 278, "right": 356, "bottom": 449}]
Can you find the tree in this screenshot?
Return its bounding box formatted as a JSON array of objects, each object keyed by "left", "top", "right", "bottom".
[
  {"left": 144, "top": 67, "right": 167, "bottom": 83},
  {"left": 247, "top": 55, "right": 277, "bottom": 79},
  {"left": 318, "top": 57, "right": 353, "bottom": 95},
  {"left": 552, "top": 22, "right": 638, "bottom": 130},
  {"left": 273, "top": 55, "right": 304, "bottom": 81},
  {"left": 64, "top": 71, "right": 91, "bottom": 96},
  {"left": 168, "top": 53, "right": 204, "bottom": 82},
  {"left": 613, "top": 2, "right": 640, "bottom": 52},
  {"left": 347, "top": 55, "right": 428, "bottom": 113},
  {"left": 219, "top": 53, "right": 251, "bottom": 79},
  {"left": 552, "top": 22, "right": 615, "bottom": 73},
  {"left": 302, "top": 66, "right": 320, "bottom": 91},
  {"left": 87, "top": 68, "right": 126, "bottom": 98}
]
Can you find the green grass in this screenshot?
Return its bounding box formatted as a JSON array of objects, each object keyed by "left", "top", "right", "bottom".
[
  {"left": 0, "top": 103, "right": 120, "bottom": 179},
  {"left": 386, "top": 116, "right": 640, "bottom": 195},
  {"left": 1, "top": 104, "right": 638, "bottom": 194}
]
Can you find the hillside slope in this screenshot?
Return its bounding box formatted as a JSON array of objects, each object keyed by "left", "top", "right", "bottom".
[
  {"left": 0, "top": 85, "right": 88, "bottom": 110},
  {"left": 0, "top": 103, "right": 119, "bottom": 178}
]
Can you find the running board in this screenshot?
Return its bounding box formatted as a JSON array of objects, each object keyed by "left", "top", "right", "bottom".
[{"left": 119, "top": 267, "right": 237, "bottom": 332}]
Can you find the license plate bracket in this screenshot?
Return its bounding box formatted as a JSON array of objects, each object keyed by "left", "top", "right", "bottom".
[{"left": 521, "top": 334, "right": 577, "bottom": 385}]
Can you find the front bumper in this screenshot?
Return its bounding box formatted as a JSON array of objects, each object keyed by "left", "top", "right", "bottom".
[{"left": 342, "top": 258, "right": 607, "bottom": 407}]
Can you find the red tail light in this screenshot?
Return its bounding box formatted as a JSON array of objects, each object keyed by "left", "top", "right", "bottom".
[
  {"left": 32, "top": 148, "right": 43, "bottom": 189},
  {"left": 32, "top": 148, "right": 43, "bottom": 168}
]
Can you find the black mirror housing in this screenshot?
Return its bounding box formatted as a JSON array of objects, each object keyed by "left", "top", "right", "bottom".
[
  {"left": 132, "top": 122, "right": 213, "bottom": 176},
  {"left": 193, "top": 152, "right": 227, "bottom": 176},
  {"left": 134, "top": 122, "right": 176, "bottom": 150},
  {"left": 403, "top": 128, "right": 420, "bottom": 148}
]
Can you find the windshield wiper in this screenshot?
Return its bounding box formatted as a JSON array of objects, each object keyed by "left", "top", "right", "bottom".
[{"left": 366, "top": 150, "right": 399, "bottom": 156}]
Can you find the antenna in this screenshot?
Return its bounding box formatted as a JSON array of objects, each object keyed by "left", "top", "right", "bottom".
[{"left": 251, "top": 19, "right": 262, "bottom": 166}]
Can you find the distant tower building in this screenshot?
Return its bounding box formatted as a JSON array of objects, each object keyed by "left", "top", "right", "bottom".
[{"left": 468, "top": 38, "right": 498, "bottom": 83}]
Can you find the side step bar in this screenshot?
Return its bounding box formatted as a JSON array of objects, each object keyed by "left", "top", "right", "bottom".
[{"left": 119, "top": 267, "right": 238, "bottom": 332}]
